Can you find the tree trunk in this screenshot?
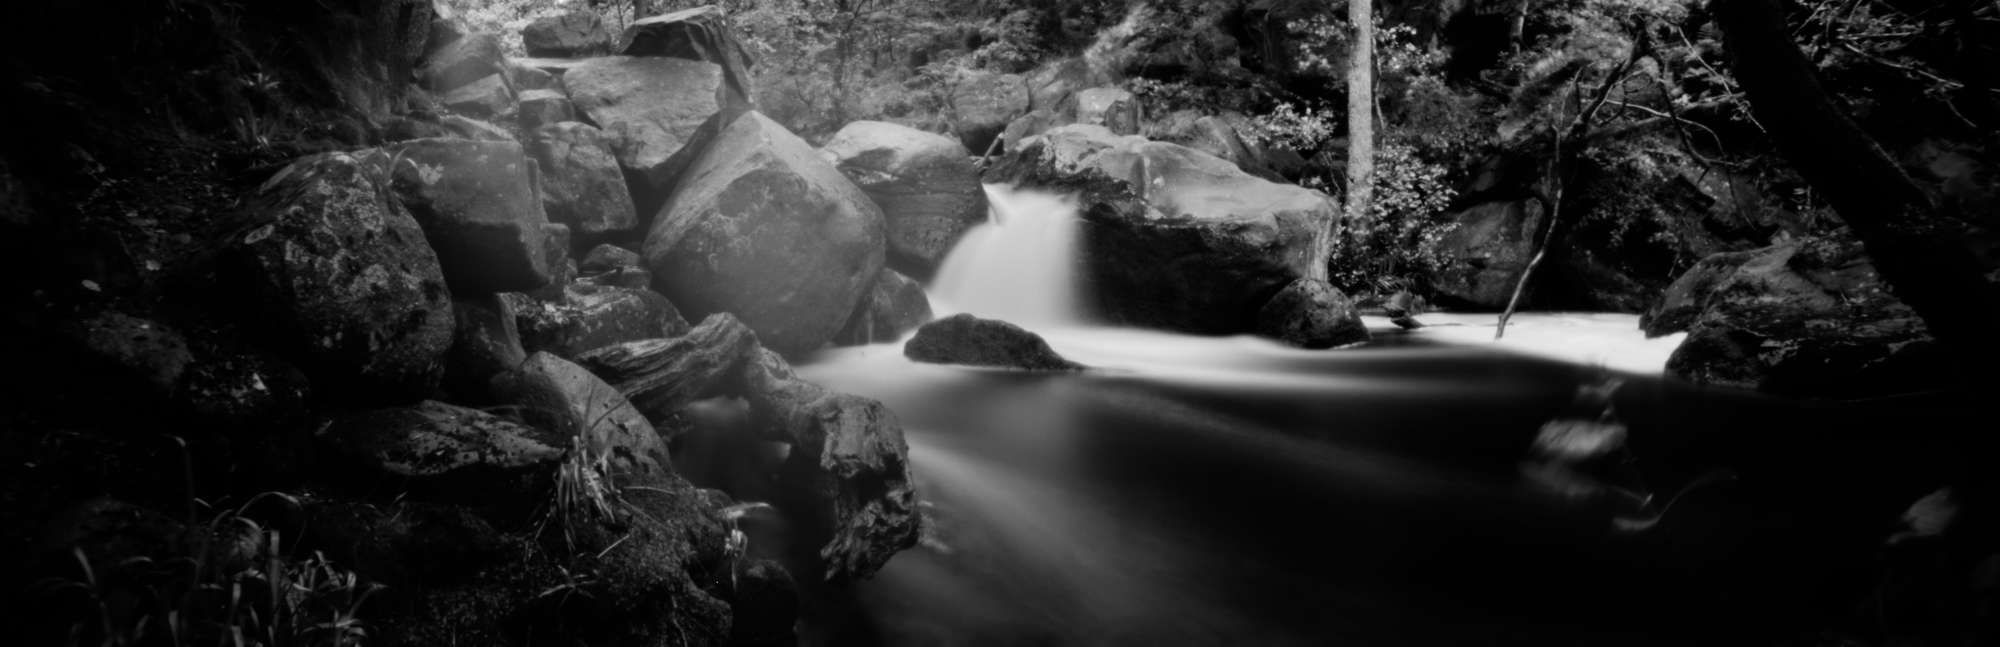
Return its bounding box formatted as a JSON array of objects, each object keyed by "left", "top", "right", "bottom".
[
  {"left": 1324, "top": 0, "right": 1375, "bottom": 281},
  {"left": 1710, "top": 0, "right": 2000, "bottom": 372}
]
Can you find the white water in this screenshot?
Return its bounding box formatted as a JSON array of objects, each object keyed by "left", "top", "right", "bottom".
[{"left": 927, "top": 186, "right": 1085, "bottom": 327}]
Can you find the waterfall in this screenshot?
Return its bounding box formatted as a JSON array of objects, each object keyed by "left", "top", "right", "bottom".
[{"left": 928, "top": 185, "right": 1084, "bottom": 327}]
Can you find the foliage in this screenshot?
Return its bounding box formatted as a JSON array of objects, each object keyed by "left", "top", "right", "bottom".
[{"left": 1326, "top": 144, "right": 1459, "bottom": 295}]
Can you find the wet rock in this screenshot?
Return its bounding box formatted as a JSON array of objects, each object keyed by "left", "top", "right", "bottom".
[
  {"left": 903, "top": 313, "right": 1082, "bottom": 370},
  {"left": 516, "top": 89, "right": 575, "bottom": 130},
  {"left": 1254, "top": 278, "right": 1369, "bottom": 348},
  {"left": 420, "top": 31, "right": 505, "bottom": 93},
  {"left": 949, "top": 70, "right": 1030, "bottom": 154},
  {"left": 619, "top": 5, "right": 757, "bottom": 102},
  {"left": 509, "top": 284, "right": 689, "bottom": 360},
  {"left": 223, "top": 151, "right": 453, "bottom": 399},
  {"left": 528, "top": 122, "right": 638, "bottom": 238},
  {"left": 575, "top": 312, "right": 759, "bottom": 419},
  {"left": 1660, "top": 237, "right": 1952, "bottom": 399},
  {"left": 1072, "top": 87, "right": 1140, "bottom": 135},
  {"left": 491, "top": 352, "right": 673, "bottom": 479},
  {"left": 1641, "top": 248, "right": 1765, "bottom": 337},
  {"left": 741, "top": 354, "right": 920, "bottom": 581},
  {"left": 835, "top": 269, "right": 933, "bottom": 345},
  {"left": 318, "top": 400, "right": 568, "bottom": 506},
  {"left": 1430, "top": 200, "right": 1546, "bottom": 310},
  {"left": 440, "top": 73, "right": 513, "bottom": 118},
  {"left": 820, "top": 120, "right": 988, "bottom": 274},
  {"left": 522, "top": 10, "right": 616, "bottom": 58},
  {"left": 565, "top": 55, "right": 740, "bottom": 215},
  {"left": 444, "top": 294, "right": 526, "bottom": 401},
  {"left": 381, "top": 138, "right": 551, "bottom": 294},
  {"left": 646, "top": 111, "right": 885, "bottom": 356},
  {"left": 986, "top": 125, "right": 1335, "bottom": 335},
  {"left": 728, "top": 559, "right": 800, "bottom": 647},
  {"left": 580, "top": 243, "right": 643, "bottom": 274}
]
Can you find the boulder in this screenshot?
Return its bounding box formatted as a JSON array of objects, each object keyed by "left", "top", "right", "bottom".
[
  {"left": 949, "top": 71, "right": 1030, "bottom": 154},
  {"left": 645, "top": 111, "right": 886, "bottom": 356},
  {"left": 420, "top": 31, "right": 505, "bottom": 93},
  {"left": 820, "top": 121, "right": 988, "bottom": 273},
  {"left": 1641, "top": 248, "right": 1765, "bottom": 337},
  {"left": 903, "top": 313, "right": 1082, "bottom": 370},
  {"left": 999, "top": 109, "right": 1064, "bottom": 154},
  {"left": 740, "top": 352, "right": 920, "bottom": 580},
  {"left": 505, "top": 60, "right": 560, "bottom": 91},
  {"left": 438, "top": 115, "right": 515, "bottom": 142},
  {"left": 835, "top": 269, "right": 933, "bottom": 345},
  {"left": 317, "top": 400, "right": 568, "bottom": 505},
  {"left": 508, "top": 284, "right": 689, "bottom": 359},
  {"left": 528, "top": 122, "right": 639, "bottom": 238},
  {"left": 59, "top": 312, "right": 312, "bottom": 438},
  {"left": 522, "top": 10, "right": 616, "bottom": 58},
  {"left": 619, "top": 5, "right": 757, "bottom": 102},
  {"left": 578, "top": 243, "right": 650, "bottom": 290},
  {"left": 1254, "top": 278, "right": 1369, "bottom": 348},
  {"left": 526, "top": 222, "right": 577, "bottom": 302},
  {"left": 1151, "top": 112, "right": 1279, "bottom": 180},
  {"left": 516, "top": 89, "right": 575, "bottom": 130},
  {"left": 223, "top": 151, "right": 453, "bottom": 398},
  {"left": 491, "top": 352, "right": 674, "bottom": 479},
  {"left": 565, "top": 55, "right": 741, "bottom": 214},
  {"left": 1431, "top": 200, "right": 1546, "bottom": 309},
  {"left": 440, "top": 74, "right": 513, "bottom": 117},
  {"left": 575, "top": 312, "right": 760, "bottom": 418},
  {"left": 986, "top": 125, "right": 1336, "bottom": 335},
  {"left": 1072, "top": 87, "right": 1140, "bottom": 135},
  {"left": 381, "top": 138, "right": 551, "bottom": 294},
  {"left": 1659, "top": 237, "right": 1952, "bottom": 398},
  {"left": 1025, "top": 57, "right": 1107, "bottom": 113},
  {"left": 444, "top": 294, "right": 526, "bottom": 400}
]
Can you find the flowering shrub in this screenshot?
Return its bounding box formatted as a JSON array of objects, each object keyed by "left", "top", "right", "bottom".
[{"left": 1327, "top": 144, "right": 1460, "bottom": 296}]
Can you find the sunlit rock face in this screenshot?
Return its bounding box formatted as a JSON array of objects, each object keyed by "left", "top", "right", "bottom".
[
  {"left": 645, "top": 111, "right": 886, "bottom": 357},
  {"left": 985, "top": 124, "right": 1334, "bottom": 336}
]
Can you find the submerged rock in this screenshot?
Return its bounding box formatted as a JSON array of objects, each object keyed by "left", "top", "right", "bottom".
[
  {"left": 987, "top": 124, "right": 1334, "bottom": 336},
  {"left": 646, "top": 111, "right": 886, "bottom": 356},
  {"left": 820, "top": 121, "right": 988, "bottom": 274},
  {"left": 903, "top": 313, "right": 1083, "bottom": 370},
  {"left": 1253, "top": 278, "right": 1369, "bottom": 348}
]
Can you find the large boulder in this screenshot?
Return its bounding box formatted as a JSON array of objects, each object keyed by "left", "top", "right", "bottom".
[
  {"left": 578, "top": 243, "right": 652, "bottom": 289},
  {"left": 739, "top": 351, "right": 920, "bottom": 581},
  {"left": 1656, "top": 237, "right": 1953, "bottom": 399},
  {"left": 835, "top": 269, "right": 933, "bottom": 345},
  {"left": 439, "top": 74, "right": 514, "bottom": 118},
  {"left": 619, "top": 5, "right": 757, "bottom": 103},
  {"left": 528, "top": 122, "right": 640, "bottom": 238},
  {"left": 1149, "top": 111, "right": 1279, "bottom": 180},
  {"left": 1430, "top": 200, "right": 1546, "bottom": 309},
  {"left": 317, "top": 400, "right": 568, "bottom": 506},
  {"left": 443, "top": 294, "right": 526, "bottom": 400},
  {"left": 986, "top": 125, "right": 1336, "bottom": 335},
  {"left": 575, "top": 312, "right": 760, "bottom": 419},
  {"left": 1072, "top": 87, "right": 1140, "bottom": 135},
  {"left": 491, "top": 352, "right": 674, "bottom": 479},
  {"left": 565, "top": 56, "right": 743, "bottom": 215},
  {"left": 420, "top": 31, "right": 505, "bottom": 93},
  {"left": 1253, "top": 278, "right": 1369, "bottom": 348},
  {"left": 222, "top": 151, "right": 453, "bottom": 398},
  {"left": 819, "top": 121, "right": 987, "bottom": 273},
  {"left": 516, "top": 89, "right": 575, "bottom": 130},
  {"left": 521, "top": 10, "right": 616, "bottom": 58},
  {"left": 903, "top": 313, "right": 1082, "bottom": 370},
  {"left": 507, "top": 284, "right": 689, "bottom": 360},
  {"left": 381, "top": 138, "right": 552, "bottom": 294},
  {"left": 645, "top": 111, "right": 887, "bottom": 356},
  {"left": 949, "top": 71, "right": 1031, "bottom": 154}
]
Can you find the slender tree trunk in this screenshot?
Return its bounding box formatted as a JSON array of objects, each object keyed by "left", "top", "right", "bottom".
[
  {"left": 1710, "top": 0, "right": 2000, "bottom": 372},
  {"left": 1321, "top": 0, "right": 1375, "bottom": 283}
]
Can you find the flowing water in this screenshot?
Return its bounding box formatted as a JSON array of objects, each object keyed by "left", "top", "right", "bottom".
[{"left": 788, "top": 187, "right": 1959, "bottom": 646}]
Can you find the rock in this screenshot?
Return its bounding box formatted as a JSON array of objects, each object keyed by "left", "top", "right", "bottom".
[
  {"left": 949, "top": 71, "right": 1030, "bottom": 154},
  {"left": 509, "top": 284, "right": 689, "bottom": 359},
  {"left": 526, "top": 222, "right": 577, "bottom": 302},
  {"left": 444, "top": 294, "right": 526, "bottom": 401},
  {"left": 440, "top": 74, "right": 513, "bottom": 117},
  {"left": 1431, "top": 200, "right": 1546, "bottom": 309},
  {"left": 437, "top": 115, "right": 514, "bottom": 142},
  {"left": 522, "top": 10, "right": 616, "bottom": 58},
  {"left": 491, "top": 352, "right": 674, "bottom": 479},
  {"left": 420, "top": 31, "right": 505, "bottom": 93},
  {"left": 999, "top": 109, "right": 1064, "bottom": 154},
  {"left": 294, "top": 499, "right": 504, "bottom": 588},
  {"left": 1660, "top": 237, "right": 1953, "bottom": 399},
  {"left": 381, "top": 138, "right": 551, "bottom": 294},
  {"left": 515, "top": 57, "right": 592, "bottom": 78},
  {"left": 1072, "top": 87, "right": 1140, "bottom": 135},
  {"left": 1151, "top": 112, "right": 1279, "bottom": 180},
  {"left": 987, "top": 125, "right": 1336, "bottom": 335},
  {"left": 728, "top": 559, "right": 800, "bottom": 647},
  {"left": 646, "top": 111, "right": 886, "bottom": 356},
  {"left": 835, "top": 269, "right": 933, "bottom": 345},
  {"left": 528, "top": 122, "right": 639, "bottom": 239},
  {"left": 581, "top": 243, "right": 644, "bottom": 274},
  {"left": 382, "top": 115, "right": 452, "bottom": 142},
  {"left": 1025, "top": 57, "right": 1107, "bottom": 113},
  {"left": 223, "top": 151, "right": 452, "bottom": 399},
  {"left": 619, "top": 5, "right": 757, "bottom": 102},
  {"left": 59, "top": 312, "right": 312, "bottom": 440},
  {"left": 740, "top": 354, "right": 920, "bottom": 580},
  {"left": 505, "top": 60, "right": 560, "bottom": 91},
  {"left": 318, "top": 400, "right": 568, "bottom": 505},
  {"left": 1642, "top": 248, "right": 1765, "bottom": 337},
  {"left": 565, "top": 55, "right": 741, "bottom": 215},
  {"left": 903, "top": 313, "right": 1082, "bottom": 370},
  {"left": 820, "top": 121, "right": 988, "bottom": 273},
  {"left": 575, "top": 312, "right": 760, "bottom": 419},
  {"left": 1254, "top": 278, "right": 1369, "bottom": 348},
  {"left": 516, "top": 89, "right": 575, "bottom": 129}
]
